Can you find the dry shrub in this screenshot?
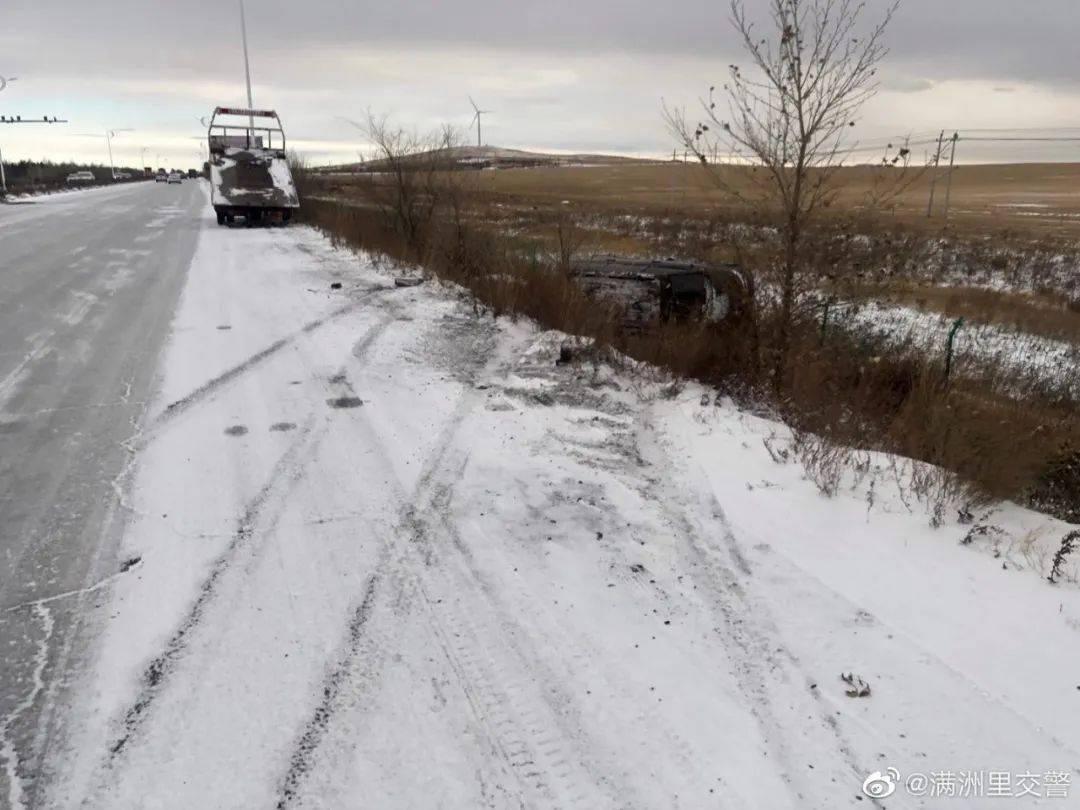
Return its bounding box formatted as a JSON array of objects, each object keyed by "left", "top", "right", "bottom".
[
  {"left": 1048, "top": 531, "right": 1080, "bottom": 584},
  {"left": 622, "top": 319, "right": 754, "bottom": 388},
  {"left": 286, "top": 151, "right": 310, "bottom": 202},
  {"left": 763, "top": 312, "right": 1078, "bottom": 521},
  {"left": 301, "top": 198, "right": 412, "bottom": 263},
  {"left": 1029, "top": 449, "right": 1080, "bottom": 524},
  {"left": 790, "top": 429, "right": 850, "bottom": 497}
]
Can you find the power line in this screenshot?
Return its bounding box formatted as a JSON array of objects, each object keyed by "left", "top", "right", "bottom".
[
  {"left": 959, "top": 135, "right": 1080, "bottom": 143},
  {"left": 949, "top": 126, "right": 1080, "bottom": 133},
  {"left": 844, "top": 138, "right": 942, "bottom": 155}
]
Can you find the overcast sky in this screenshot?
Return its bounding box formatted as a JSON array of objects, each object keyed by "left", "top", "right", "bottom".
[{"left": 2, "top": 0, "right": 1078, "bottom": 167}]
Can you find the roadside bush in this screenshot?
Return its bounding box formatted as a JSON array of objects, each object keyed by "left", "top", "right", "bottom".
[
  {"left": 1029, "top": 449, "right": 1080, "bottom": 525},
  {"left": 287, "top": 151, "right": 310, "bottom": 202}
]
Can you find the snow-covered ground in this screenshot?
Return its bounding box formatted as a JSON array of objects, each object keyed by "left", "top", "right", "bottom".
[
  {"left": 1, "top": 182, "right": 151, "bottom": 204},
  {"left": 839, "top": 299, "right": 1080, "bottom": 398},
  {"left": 40, "top": 195, "right": 1080, "bottom": 809}
]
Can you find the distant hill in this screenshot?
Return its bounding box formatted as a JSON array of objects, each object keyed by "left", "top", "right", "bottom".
[{"left": 316, "top": 145, "right": 662, "bottom": 174}]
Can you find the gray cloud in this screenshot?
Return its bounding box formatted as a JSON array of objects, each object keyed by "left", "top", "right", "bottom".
[
  {"left": 3, "top": 0, "right": 1078, "bottom": 86},
  {"left": 1, "top": 0, "right": 1077, "bottom": 164},
  {"left": 882, "top": 76, "right": 935, "bottom": 93}
]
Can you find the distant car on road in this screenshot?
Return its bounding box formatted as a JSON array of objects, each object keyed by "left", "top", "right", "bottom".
[
  {"left": 167, "top": 172, "right": 183, "bottom": 185},
  {"left": 65, "top": 171, "right": 95, "bottom": 184},
  {"left": 155, "top": 170, "right": 168, "bottom": 183},
  {"left": 114, "top": 171, "right": 132, "bottom": 181},
  {"left": 187, "top": 169, "right": 199, "bottom": 179}
]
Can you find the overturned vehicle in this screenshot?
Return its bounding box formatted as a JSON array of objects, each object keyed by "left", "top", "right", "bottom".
[
  {"left": 569, "top": 256, "right": 748, "bottom": 331},
  {"left": 207, "top": 107, "right": 299, "bottom": 226}
]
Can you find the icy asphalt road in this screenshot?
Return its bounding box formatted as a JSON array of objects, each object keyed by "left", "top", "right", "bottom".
[
  {"left": 0, "top": 182, "right": 203, "bottom": 807},
  {"left": 2, "top": 186, "right": 1079, "bottom": 809}
]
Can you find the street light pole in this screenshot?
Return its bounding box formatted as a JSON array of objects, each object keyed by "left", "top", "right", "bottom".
[
  {"left": 106, "top": 130, "right": 115, "bottom": 179},
  {"left": 0, "top": 76, "right": 13, "bottom": 194},
  {"left": 239, "top": 0, "right": 255, "bottom": 139},
  {"left": 104, "top": 128, "right": 133, "bottom": 179}
]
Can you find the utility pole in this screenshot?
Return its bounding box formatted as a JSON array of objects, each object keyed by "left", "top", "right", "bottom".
[
  {"left": 239, "top": 0, "right": 255, "bottom": 141},
  {"left": 926, "top": 129, "right": 944, "bottom": 217},
  {"left": 0, "top": 75, "right": 16, "bottom": 195},
  {"left": 942, "top": 132, "right": 959, "bottom": 220}
]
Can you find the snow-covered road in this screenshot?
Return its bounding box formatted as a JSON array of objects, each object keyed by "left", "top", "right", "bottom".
[
  {"left": 0, "top": 180, "right": 203, "bottom": 809},
  {"left": 10, "top": 190, "right": 1080, "bottom": 809}
]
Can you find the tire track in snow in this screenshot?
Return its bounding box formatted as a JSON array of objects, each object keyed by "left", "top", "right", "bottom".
[
  {"left": 104, "top": 415, "right": 323, "bottom": 760},
  {"left": 445, "top": 351, "right": 731, "bottom": 807},
  {"left": 634, "top": 404, "right": 876, "bottom": 805},
  {"left": 274, "top": 574, "right": 379, "bottom": 810},
  {"left": 272, "top": 316, "right": 548, "bottom": 808},
  {"left": 149, "top": 287, "right": 389, "bottom": 433},
  {"left": 402, "top": 483, "right": 614, "bottom": 810},
  {"left": 274, "top": 318, "right": 621, "bottom": 809},
  {"left": 495, "top": 377, "right": 792, "bottom": 803},
  {"left": 99, "top": 304, "right": 407, "bottom": 772}
]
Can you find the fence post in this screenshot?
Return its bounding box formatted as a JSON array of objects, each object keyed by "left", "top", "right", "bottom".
[
  {"left": 820, "top": 296, "right": 834, "bottom": 341},
  {"left": 944, "top": 317, "right": 964, "bottom": 384},
  {"left": 926, "top": 130, "right": 945, "bottom": 217}
]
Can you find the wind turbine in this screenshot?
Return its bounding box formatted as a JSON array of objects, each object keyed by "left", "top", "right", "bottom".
[{"left": 469, "top": 96, "right": 492, "bottom": 148}]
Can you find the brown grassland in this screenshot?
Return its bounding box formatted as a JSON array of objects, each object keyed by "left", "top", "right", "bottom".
[{"left": 464, "top": 162, "right": 1080, "bottom": 236}]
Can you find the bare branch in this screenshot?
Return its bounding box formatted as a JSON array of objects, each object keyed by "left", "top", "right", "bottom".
[{"left": 665, "top": 0, "right": 901, "bottom": 390}]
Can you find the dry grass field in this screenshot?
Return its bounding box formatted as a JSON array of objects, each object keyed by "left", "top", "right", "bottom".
[{"left": 457, "top": 161, "right": 1080, "bottom": 237}]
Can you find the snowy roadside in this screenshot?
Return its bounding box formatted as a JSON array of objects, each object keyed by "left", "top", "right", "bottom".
[
  {"left": 45, "top": 197, "right": 1080, "bottom": 809},
  {"left": 0, "top": 182, "right": 151, "bottom": 204}
]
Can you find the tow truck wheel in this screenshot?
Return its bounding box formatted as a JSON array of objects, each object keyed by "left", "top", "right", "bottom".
[{"left": 216, "top": 211, "right": 226, "bottom": 226}]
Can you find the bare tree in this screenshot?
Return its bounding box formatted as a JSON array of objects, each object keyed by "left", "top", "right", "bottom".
[
  {"left": 353, "top": 113, "right": 460, "bottom": 261},
  {"left": 552, "top": 208, "right": 591, "bottom": 274},
  {"left": 666, "top": 0, "right": 899, "bottom": 388}
]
